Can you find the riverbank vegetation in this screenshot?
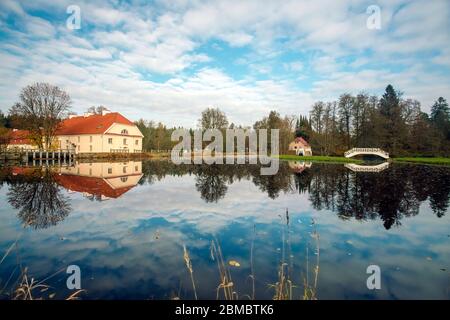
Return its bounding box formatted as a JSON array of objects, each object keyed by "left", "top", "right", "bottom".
[
  {"left": 301, "top": 86, "right": 450, "bottom": 157},
  {"left": 392, "top": 157, "right": 450, "bottom": 165},
  {"left": 278, "top": 155, "right": 362, "bottom": 163},
  {"left": 1, "top": 83, "right": 449, "bottom": 159}
]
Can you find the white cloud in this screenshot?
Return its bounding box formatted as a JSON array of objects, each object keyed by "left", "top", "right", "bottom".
[{"left": 0, "top": 0, "right": 449, "bottom": 125}]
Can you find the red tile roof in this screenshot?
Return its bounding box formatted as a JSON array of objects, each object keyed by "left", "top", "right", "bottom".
[
  {"left": 54, "top": 174, "right": 134, "bottom": 199},
  {"left": 9, "top": 130, "right": 33, "bottom": 145},
  {"left": 293, "top": 137, "right": 310, "bottom": 147},
  {"left": 56, "top": 112, "right": 135, "bottom": 135}
]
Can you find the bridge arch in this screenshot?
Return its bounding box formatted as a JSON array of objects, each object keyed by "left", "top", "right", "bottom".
[{"left": 344, "top": 148, "right": 389, "bottom": 159}]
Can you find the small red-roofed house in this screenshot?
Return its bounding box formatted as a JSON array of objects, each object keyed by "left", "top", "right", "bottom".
[
  {"left": 6, "top": 129, "right": 39, "bottom": 150},
  {"left": 55, "top": 110, "right": 143, "bottom": 154},
  {"left": 288, "top": 137, "right": 312, "bottom": 156}
]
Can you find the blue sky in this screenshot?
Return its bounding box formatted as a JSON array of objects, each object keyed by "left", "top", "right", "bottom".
[{"left": 0, "top": 0, "right": 449, "bottom": 127}]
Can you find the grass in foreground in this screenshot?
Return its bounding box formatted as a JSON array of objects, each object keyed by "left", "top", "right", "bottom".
[
  {"left": 277, "top": 155, "right": 363, "bottom": 163},
  {"left": 392, "top": 157, "right": 450, "bottom": 165}
]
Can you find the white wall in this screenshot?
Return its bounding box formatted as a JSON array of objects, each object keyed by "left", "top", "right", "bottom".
[{"left": 57, "top": 123, "right": 143, "bottom": 153}]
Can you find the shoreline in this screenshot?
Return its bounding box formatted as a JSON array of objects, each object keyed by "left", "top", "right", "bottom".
[
  {"left": 278, "top": 155, "right": 450, "bottom": 166},
  {"left": 1, "top": 151, "right": 450, "bottom": 166}
]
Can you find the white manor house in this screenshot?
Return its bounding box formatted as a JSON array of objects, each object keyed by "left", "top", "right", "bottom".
[{"left": 7, "top": 110, "right": 144, "bottom": 154}]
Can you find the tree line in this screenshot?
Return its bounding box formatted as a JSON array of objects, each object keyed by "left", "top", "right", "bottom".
[
  {"left": 301, "top": 85, "right": 450, "bottom": 156},
  {"left": 1, "top": 83, "right": 449, "bottom": 157}
]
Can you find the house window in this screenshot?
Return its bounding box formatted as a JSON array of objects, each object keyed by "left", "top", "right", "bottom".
[
  {"left": 123, "top": 166, "right": 127, "bottom": 173},
  {"left": 108, "top": 168, "right": 112, "bottom": 174},
  {"left": 90, "top": 136, "right": 93, "bottom": 143},
  {"left": 121, "top": 129, "right": 128, "bottom": 135},
  {"left": 123, "top": 138, "right": 127, "bottom": 145},
  {"left": 90, "top": 145, "right": 93, "bottom": 152},
  {"left": 78, "top": 136, "right": 80, "bottom": 142},
  {"left": 135, "top": 140, "right": 139, "bottom": 145},
  {"left": 120, "top": 177, "right": 128, "bottom": 183},
  {"left": 108, "top": 138, "right": 113, "bottom": 144},
  {"left": 89, "top": 169, "right": 92, "bottom": 176},
  {"left": 135, "top": 166, "right": 138, "bottom": 172},
  {"left": 77, "top": 145, "right": 80, "bottom": 151}
]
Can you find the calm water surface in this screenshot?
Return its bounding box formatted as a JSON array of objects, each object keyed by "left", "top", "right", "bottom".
[{"left": 0, "top": 160, "right": 449, "bottom": 299}]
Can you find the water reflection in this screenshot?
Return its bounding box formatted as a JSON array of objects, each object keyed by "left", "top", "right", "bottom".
[
  {"left": 6, "top": 167, "right": 71, "bottom": 229},
  {"left": 1, "top": 161, "right": 143, "bottom": 228},
  {"left": 344, "top": 162, "right": 389, "bottom": 172},
  {"left": 55, "top": 161, "right": 143, "bottom": 201},
  {"left": 0, "top": 160, "right": 449, "bottom": 299},
  {"left": 1, "top": 160, "right": 449, "bottom": 230},
  {"left": 138, "top": 160, "right": 449, "bottom": 229}
]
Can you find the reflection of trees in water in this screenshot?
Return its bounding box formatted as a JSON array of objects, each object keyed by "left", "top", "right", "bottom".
[
  {"left": 6, "top": 168, "right": 71, "bottom": 229},
  {"left": 295, "top": 164, "right": 450, "bottom": 229},
  {"left": 140, "top": 161, "right": 294, "bottom": 200},
  {"left": 138, "top": 161, "right": 449, "bottom": 229},
  {"left": 195, "top": 166, "right": 228, "bottom": 203}
]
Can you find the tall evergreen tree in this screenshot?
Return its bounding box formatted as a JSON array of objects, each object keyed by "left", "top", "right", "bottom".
[{"left": 431, "top": 97, "right": 450, "bottom": 138}]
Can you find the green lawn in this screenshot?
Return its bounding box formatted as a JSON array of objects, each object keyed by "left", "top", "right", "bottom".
[
  {"left": 277, "top": 155, "right": 363, "bottom": 163},
  {"left": 392, "top": 157, "right": 450, "bottom": 165},
  {"left": 278, "top": 155, "right": 450, "bottom": 166}
]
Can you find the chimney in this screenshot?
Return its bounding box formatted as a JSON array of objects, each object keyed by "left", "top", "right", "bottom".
[
  {"left": 84, "top": 112, "right": 94, "bottom": 117},
  {"left": 68, "top": 114, "right": 78, "bottom": 119},
  {"left": 101, "top": 108, "right": 111, "bottom": 116}
]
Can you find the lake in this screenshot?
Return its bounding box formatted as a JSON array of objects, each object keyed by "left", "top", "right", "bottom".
[{"left": 0, "top": 160, "right": 449, "bottom": 300}]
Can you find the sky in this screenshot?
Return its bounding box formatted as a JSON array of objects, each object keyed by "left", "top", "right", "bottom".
[{"left": 0, "top": 0, "right": 449, "bottom": 128}]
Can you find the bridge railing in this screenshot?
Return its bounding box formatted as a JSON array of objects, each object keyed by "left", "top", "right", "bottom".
[{"left": 344, "top": 148, "right": 389, "bottom": 157}]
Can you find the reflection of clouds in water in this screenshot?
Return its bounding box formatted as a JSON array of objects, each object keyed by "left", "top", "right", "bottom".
[{"left": 0, "top": 163, "right": 449, "bottom": 299}]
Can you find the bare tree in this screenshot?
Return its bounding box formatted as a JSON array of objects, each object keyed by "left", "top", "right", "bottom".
[
  {"left": 10, "top": 83, "right": 72, "bottom": 149},
  {"left": 198, "top": 107, "right": 229, "bottom": 129},
  {"left": 87, "top": 105, "right": 109, "bottom": 115}
]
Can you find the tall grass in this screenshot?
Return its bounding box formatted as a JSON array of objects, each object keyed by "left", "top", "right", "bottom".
[
  {"left": 183, "top": 244, "right": 198, "bottom": 300},
  {"left": 179, "top": 208, "right": 320, "bottom": 300},
  {"left": 210, "top": 239, "right": 237, "bottom": 300},
  {"left": 1, "top": 237, "right": 85, "bottom": 300}
]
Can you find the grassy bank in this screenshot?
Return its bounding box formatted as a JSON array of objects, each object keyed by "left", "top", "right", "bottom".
[
  {"left": 392, "top": 157, "right": 450, "bottom": 165},
  {"left": 277, "top": 155, "right": 363, "bottom": 163}
]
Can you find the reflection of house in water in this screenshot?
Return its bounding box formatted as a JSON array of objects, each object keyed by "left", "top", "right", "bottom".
[
  {"left": 55, "top": 161, "right": 143, "bottom": 200},
  {"left": 288, "top": 161, "right": 312, "bottom": 173}
]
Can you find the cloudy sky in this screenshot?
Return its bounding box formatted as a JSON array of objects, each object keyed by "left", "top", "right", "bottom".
[{"left": 0, "top": 0, "right": 449, "bottom": 127}]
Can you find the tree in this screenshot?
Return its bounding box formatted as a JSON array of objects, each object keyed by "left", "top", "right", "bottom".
[
  {"left": 295, "top": 115, "right": 311, "bottom": 140},
  {"left": 254, "top": 110, "right": 294, "bottom": 154},
  {"left": 87, "top": 105, "right": 109, "bottom": 115},
  {"left": 0, "top": 125, "right": 10, "bottom": 152},
  {"left": 338, "top": 93, "right": 354, "bottom": 150},
  {"left": 198, "top": 107, "right": 228, "bottom": 129},
  {"left": 10, "top": 83, "right": 71, "bottom": 149},
  {"left": 0, "top": 110, "right": 7, "bottom": 127},
  {"left": 431, "top": 97, "right": 450, "bottom": 138},
  {"left": 352, "top": 93, "right": 370, "bottom": 147},
  {"left": 378, "top": 85, "right": 405, "bottom": 155}
]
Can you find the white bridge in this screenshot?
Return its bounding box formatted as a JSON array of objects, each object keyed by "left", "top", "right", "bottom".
[
  {"left": 344, "top": 148, "right": 389, "bottom": 159},
  {"left": 345, "top": 162, "right": 389, "bottom": 173}
]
